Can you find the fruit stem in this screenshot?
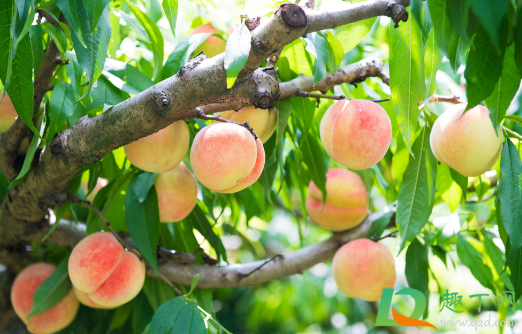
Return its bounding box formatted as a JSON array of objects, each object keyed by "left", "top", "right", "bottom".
[
  {"left": 428, "top": 94, "right": 462, "bottom": 104},
  {"left": 194, "top": 108, "right": 259, "bottom": 140}
]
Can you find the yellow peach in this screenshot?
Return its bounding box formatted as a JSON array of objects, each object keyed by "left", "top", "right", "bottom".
[
  {"left": 190, "top": 123, "right": 264, "bottom": 193},
  {"left": 306, "top": 168, "right": 369, "bottom": 231},
  {"left": 124, "top": 120, "right": 189, "bottom": 173},
  {"left": 430, "top": 103, "right": 502, "bottom": 177},
  {"left": 320, "top": 99, "right": 392, "bottom": 170},
  {"left": 332, "top": 239, "right": 396, "bottom": 301},
  {"left": 155, "top": 162, "right": 198, "bottom": 222},
  {"left": 11, "top": 263, "right": 79, "bottom": 334}
]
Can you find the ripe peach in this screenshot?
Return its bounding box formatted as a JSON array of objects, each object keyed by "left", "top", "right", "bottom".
[
  {"left": 332, "top": 239, "right": 396, "bottom": 301},
  {"left": 124, "top": 120, "right": 189, "bottom": 173},
  {"left": 430, "top": 103, "right": 502, "bottom": 177},
  {"left": 68, "top": 232, "right": 145, "bottom": 309},
  {"left": 155, "top": 162, "right": 198, "bottom": 222},
  {"left": 216, "top": 106, "right": 277, "bottom": 143},
  {"left": 190, "top": 123, "right": 264, "bottom": 193},
  {"left": 320, "top": 99, "right": 392, "bottom": 170},
  {"left": 306, "top": 168, "right": 369, "bottom": 231},
  {"left": 0, "top": 93, "right": 17, "bottom": 134},
  {"left": 191, "top": 24, "right": 226, "bottom": 58},
  {"left": 11, "top": 263, "right": 79, "bottom": 334},
  {"left": 80, "top": 177, "right": 109, "bottom": 202}
]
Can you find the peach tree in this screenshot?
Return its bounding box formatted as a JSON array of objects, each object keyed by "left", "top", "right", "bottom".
[{"left": 0, "top": 0, "right": 521, "bottom": 332}]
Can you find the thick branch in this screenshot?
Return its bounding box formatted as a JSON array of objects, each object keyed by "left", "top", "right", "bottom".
[{"left": 154, "top": 210, "right": 388, "bottom": 289}]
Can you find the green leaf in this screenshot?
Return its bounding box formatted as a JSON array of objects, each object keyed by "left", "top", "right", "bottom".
[
  {"left": 424, "top": 27, "right": 442, "bottom": 97},
  {"left": 171, "top": 301, "right": 206, "bottom": 334},
  {"left": 273, "top": 98, "right": 291, "bottom": 146},
  {"left": 456, "top": 234, "right": 495, "bottom": 291},
  {"left": 437, "top": 163, "right": 462, "bottom": 212},
  {"left": 290, "top": 96, "right": 315, "bottom": 143},
  {"left": 300, "top": 130, "right": 328, "bottom": 205},
  {"left": 109, "top": 302, "right": 134, "bottom": 330},
  {"left": 367, "top": 211, "right": 395, "bottom": 239},
  {"left": 447, "top": 31, "right": 470, "bottom": 74},
  {"left": 334, "top": 15, "right": 376, "bottom": 53},
  {"left": 468, "top": 0, "right": 510, "bottom": 51},
  {"left": 187, "top": 203, "right": 227, "bottom": 262},
  {"left": 105, "top": 58, "right": 154, "bottom": 92},
  {"left": 41, "top": 21, "right": 67, "bottom": 53},
  {"left": 427, "top": 0, "right": 452, "bottom": 56},
  {"left": 499, "top": 138, "right": 522, "bottom": 263},
  {"left": 485, "top": 45, "right": 522, "bottom": 133},
  {"left": 186, "top": 274, "right": 199, "bottom": 296},
  {"left": 125, "top": 0, "right": 164, "bottom": 82},
  {"left": 70, "top": 4, "right": 111, "bottom": 99},
  {"left": 161, "top": 33, "right": 211, "bottom": 80},
  {"left": 29, "top": 25, "right": 43, "bottom": 75},
  {"left": 305, "top": 33, "right": 329, "bottom": 85},
  {"left": 396, "top": 126, "right": 437, "bottom": 253},
  {"left": 483, "top": 232, "right": 514, "bottom": 291},
  {"left": 151, "top": 296, "right": 185, "bottom": 334},
  {"left": 47, "top": 82, "right": 77, "bottom": 141},
  {"left": 464, "top": 24, "right": 507, "bottom": 110},
  {"left": 405, "top": 238, "right": 429, "bottom": 317},
  {"left": 450, "top": 167, "right": 468, "bottom": 199},
  {"left": 126, "top": 173, "right": 161, "bottom": 273},
  {"left": 9, "top": 114, "right": 45, "bottom": 189},
  {"left": 508, "top": 248, "right": 522, "bottom": 301},
  {"left": 133, "top": 291, "right": 154, "bottom": 334},
  {"left": 224, "top": 24, "right": 251, "bottom": 88},
  {"left": 150, "top": 297, "right": 206, "bottom": 334},
  {"left": 516, "top": 10, "right": 522, "bottom": 76},
  {"left": 324, "top": 31, "right": 344, "bottom": 73},
  {"left": 83, "top": 0, "right": 111, "bottom": 33},
  {"left": 389, "top": 7, "right": 426, "bottom": 153},
  {"left": 27, "top": 257, "right": 72, "bottom": 318},
  {"left": 447, "top": 0, "right": 471, "bottom": 43},
  {"left": 55, "top": 0, "right": 88, "bottom": 48},
  {"left": 143, "top": 276, "right": 178, "bottom": 311},
  {"left": 162, "top": 0, "right": 178, "bottom": 37}
]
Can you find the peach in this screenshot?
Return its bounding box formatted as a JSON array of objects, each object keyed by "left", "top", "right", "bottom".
[
  {"left": 190, "top": 123, "right": 265, "bottom": 193},
  {"left": 306, "top": 168, "right": 369, "bottom": 231},
  {"left": 191, "top": 24, "right": 226, "bottom": 58},
  {"left": 215, "top": 106, "right": 277, "bottom": 143},
  {"left": 0, "top": 93, "right": 17, "bottom": 134},
  {"left": 68, "top": 232, "right": 145, "bottom": 309},
  {"left": 11, "top": 263, "right": 79, "bottom": 334},
  {"left": 332, "top": 239, "right": 396, "bottom": 301},
  {"left": 320, "top": 99, "right": 392, "bottom": 170},
  {"left": 155, "top": 162, "right": 198, "bottom": 222},
  {"left": 124, "top": 120, "right": 189, "bottom": 173},
  {"left": 81, "top": 177, "right": 109, "bottom": 202},
  {"left": 430, "top": 103, "right": 502, "bottom": 177}
]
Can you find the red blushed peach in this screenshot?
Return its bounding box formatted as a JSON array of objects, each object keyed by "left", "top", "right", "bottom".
[
  {"left": 191, "top": 24, "right": 226, "bottom": 58},
  {"left": 124, "top": 120, "right": 189, "bottom": 173},
  {"left": 11, "top": 263, "right": 79, "bottom": 334},
  {"left": 190, "top": 123, "right": 264, "bottom": 193},
  {"left": 73, "top": 286, "right": 111, "bottom": 309},
  {"left": 430, "top": 103, "right": 502, "bottom": 177},
  {"left": 320, "top": 99, "right": 392, "bottom": 170},
  {"left": 332, "top": 239, "right": 396, "bottom": 301},
  {"left": 216, "top": 106, "right": 277, "bottom": 143},
  {"left": 0, "top": 93, "right": 17, "bottom": 134},
  {"left": 68, "top": 232, "right": 145, "bottom": 309},
  {"left": 155, "top": 162, "right": 198, "bottom": 222},
  {"left": 80, "top": 177, "right": 109, "bottom": 202},
  {"left": 306, "top": 168, "right": 368, "bottom": 231}
]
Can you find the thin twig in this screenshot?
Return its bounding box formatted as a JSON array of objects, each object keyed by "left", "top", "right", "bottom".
[
  {"left": 371, "top": 230, "right": 397, "bottom": 242},
  {"left": 267, "top": 50, "right": 282, "bottom": 67},
  {"left": 193, "top": 222, "right": 218, "bottom": 254},
  {"left": 298, "top": 90, "right": 346, "bottom": 101},
  {"left": 195, "top": 108, "right": 258, "bottom": 139},
  {"left": 503, "top": 126, "right": 522, "bottom": 142},
  {"left": 429, "top": 94, "right": 462, "bottom": 104},
  {"left": 240, "top": 254, "right": 283, "bottom": 278},
  {"left": 36, "top": 8, "right": 59, "bottom": 25}
]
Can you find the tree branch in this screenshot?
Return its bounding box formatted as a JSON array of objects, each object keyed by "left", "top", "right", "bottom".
[{"left": 153, "top": 209, "right": 388, "bottom": 289}]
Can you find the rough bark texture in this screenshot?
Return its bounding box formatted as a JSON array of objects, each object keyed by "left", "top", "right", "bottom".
[{"left": 0, "top": 0, "right": 410, "bottom": 329}]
